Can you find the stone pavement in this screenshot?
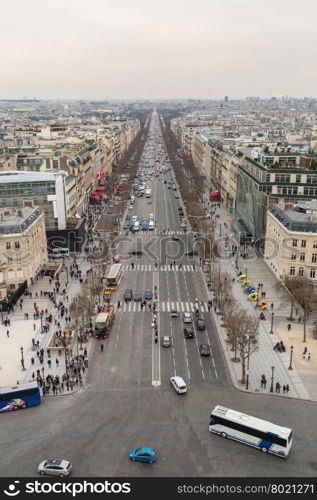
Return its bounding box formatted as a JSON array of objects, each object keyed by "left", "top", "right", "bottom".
[
  {"left": 0, "top": 256, "right": 96, "bottom": 395},
  {"left": 200, "top": 187, "right": 316, "bottom": 401}
]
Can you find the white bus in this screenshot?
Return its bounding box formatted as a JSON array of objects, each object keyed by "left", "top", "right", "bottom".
[
  {"left": 209, "top": 405, "right": 292, "bottom": 458},
  {"left": 51, "top": 248, "right": 70, "bottom": 259}
]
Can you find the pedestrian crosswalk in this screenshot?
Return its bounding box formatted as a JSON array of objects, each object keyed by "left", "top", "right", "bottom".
[
  {"left": 121, "top": 264, "right": 198, "bottom": 272},
  {"left": 119, "top": 301, "right": 210, "bottom": 313}
]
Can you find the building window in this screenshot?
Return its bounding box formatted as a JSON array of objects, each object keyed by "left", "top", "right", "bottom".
[
  {"left": 14, "top": 241, "right": 20, "bottom": 249},
  {"left": 291, "top": 253, "right": 297, "bottom": 261},
  {"left": 290, "top": 266, "right": 295, "bottom": 276},
  {"left": 312, "top": 254, "right": 317, "bottom": 263},
  {"left": 300, "top": 253, "right": 305, "bottom": 262},
  {"left": 292, "top": 239, "right": 298, "bottom": 247},
  {"left": 313, "top": 241, "right": 317, "bottom": 249},
  {"left": 298, "top": 267, "right": 304, "bottom": 276},
  {"left": 9, "top": 284, "right": 16, "bottom": 290},
  {"left": 310, "top": 269, "right": 316, "bottom": 279},
  {"left": 8, "top": 270, "right": 15, "bottom": 279},
  {"left": 301, "top": 240, "right": 306, "bottom": 248},
  {"left": 296, "top": 174, "right": 301, "bottom": 183},
  {"left": 6, "top": 242, "right": 11, "bottom": 250}
]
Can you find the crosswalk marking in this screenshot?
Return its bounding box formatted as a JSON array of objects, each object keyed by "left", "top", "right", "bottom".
[
  {"left": 120, "top": 301, "right": 209, "bottom": 313},
  {"left": 121, "top": 264, "right": 197, "bottom": 272}
]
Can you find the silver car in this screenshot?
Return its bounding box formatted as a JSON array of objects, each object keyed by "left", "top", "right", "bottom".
[
  {"left": 38, "top": 459, "right": 72, "bottom": 477},
  {"left": 183, "top": 312, "right": 192, "bottom": 323}
]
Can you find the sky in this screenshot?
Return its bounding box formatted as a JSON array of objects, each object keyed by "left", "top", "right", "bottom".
[{"left": 0, "top": 0, "right": 316, "bottom": 100}]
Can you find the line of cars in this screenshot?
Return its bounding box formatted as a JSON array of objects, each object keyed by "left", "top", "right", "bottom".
[
  {"left": 123, "top": 214, "right": 155, "bottom": 232},
  {"left": 123, "top": 288, "right": 153, "bottom": 302},
  {"left": 161, "top": 309, "right": 210, "bottom": 356}
]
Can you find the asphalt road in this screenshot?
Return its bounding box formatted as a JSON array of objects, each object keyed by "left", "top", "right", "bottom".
[{"left": 0, "top": 111, "right": 316, "bottom": 478}]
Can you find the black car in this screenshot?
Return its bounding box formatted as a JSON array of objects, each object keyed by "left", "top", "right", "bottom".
[
  {"left": 196, "top": 318, "right": 206, "bottom": 330},
  {"left": 183, "top": 327, "right": 194, "bottom": 338},
  {"left": 133, "top": 293, "right": 142, "bottom": 302},
  {"left": 124, "top": 289, "right": 133, "bottom": 301},
  {"left": 199, "top": 344, "right": 211, "bottom": 356},
  {"left": 185, "top": 250, "right": 198, "bottom": 256},
  {"left": 129, "top": 250, "right": 143, "bottom": 255},
  {"left": 126, "top": 215, "right": 131, "bottom": 220}
]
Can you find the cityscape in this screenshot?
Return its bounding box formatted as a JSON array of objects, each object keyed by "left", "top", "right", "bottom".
[{"left": 0, "top": 0, "right": 316, "bottom": 488}]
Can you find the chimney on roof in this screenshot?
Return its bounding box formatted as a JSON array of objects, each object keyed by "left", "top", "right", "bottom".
[{"left": 17, "top": 209, "right": 23, "bottom": 217}]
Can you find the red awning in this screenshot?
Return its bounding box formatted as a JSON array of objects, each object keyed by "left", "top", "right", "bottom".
[{"left": 95, "top": 186, "right": 106, "bottom": 192}]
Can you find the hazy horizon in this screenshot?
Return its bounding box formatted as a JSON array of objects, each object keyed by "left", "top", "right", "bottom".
[{"left": 0, "top": 0, "right": 316, "bottom": 100}]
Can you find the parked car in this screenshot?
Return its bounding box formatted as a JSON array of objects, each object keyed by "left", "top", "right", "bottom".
[
  {"left": 172, "top": 235, "right": 179, "bottom": 241},
  {"left": 196, "top": 318, "right": 206, "bottom": 330},
  {"left": 184, "top": 327, "right": 194, "bottom": 338},
  {"left": 199, "top": 344, "right": 211, "bottom": 356},
  {"left": 129, "top": 447, "right": 157, "bottom": 463},
  {"left": 38, "top": 459, "right": 72, "bottom": 477}
]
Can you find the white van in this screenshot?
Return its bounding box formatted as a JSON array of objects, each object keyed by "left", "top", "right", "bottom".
[{"left": 170, "top": 376, "right": 187, "bottom": 394}]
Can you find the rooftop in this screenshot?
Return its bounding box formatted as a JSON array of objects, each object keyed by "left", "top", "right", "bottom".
[
  {"left": 0, "top": 170, "right": 66, "bottom": 184},
  {"left": 270, "top": 204, "right": 317, "bottom": 233},
  {"left": 0, "top": 206, "right": 42, "bottom": 235}
]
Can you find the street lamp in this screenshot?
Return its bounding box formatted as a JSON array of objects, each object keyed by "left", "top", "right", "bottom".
[
  {"left": 20, "top": 346, "right": 26, "bottom": 371},
  {"left": 270, "top": 312, "right": 274, "bottom": 334},
  {"left": 288, "top": 345, "right": 294, "bottom": 370},
  {"left": 270, "top": 366, "right": 275, "bottom": 393}
]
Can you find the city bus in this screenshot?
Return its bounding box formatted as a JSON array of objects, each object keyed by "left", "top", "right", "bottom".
[
  {"left": 209, "top": 405, "right": 293, "bottom": 458},
  {"left": 94, "top": 305, "right": 115, "bottom": 339},
  {"left": 0, "top": 382, "right": 41, "bottom": 414},
  {"left": 104, "top": 263, "right": 122, "bottom": 294},
  {"left": 51, "top": 247, "right": 70, "bottom": 259}
]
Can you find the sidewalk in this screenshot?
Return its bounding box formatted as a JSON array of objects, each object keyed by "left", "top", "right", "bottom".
[
  {"left": 0, "top": 256, "right": 95, "bottom": 395},
  {"left": 200, "top": 187, "right": 316, "bottom": 401}
]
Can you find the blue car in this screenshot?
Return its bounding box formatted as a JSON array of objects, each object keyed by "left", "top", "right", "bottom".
[
  {"left": 129, "top": 447, "right": 158, "bottom": 463},
  {"left": 144, "top": 290, "right": 153, "bottom": 300}
]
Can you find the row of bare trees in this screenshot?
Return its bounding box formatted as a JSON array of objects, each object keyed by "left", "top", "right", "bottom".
[{"left": 209, "top": 265, "right": 260, "bottom": 385}]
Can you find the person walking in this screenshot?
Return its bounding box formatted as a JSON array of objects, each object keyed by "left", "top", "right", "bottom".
[
  {"left": 260, "top": 374, "right": 266, "bottom": 388},
  {"left": 48, "top": 359, "right": 52, "bottom": 368},
  {"left": 287, "top": 323, "right": 291, "bottom": 331},
  {"left": 276, "top": 382, "right": 281, "bottom": 393},
  {"left": 6, "top": 330, "right": 9, "bottom": 338},
  {"left": 100, "top": 344, "right": 104, "bottom": 352},
  {"left": 117, "top": 300, "right": 121, "bottom": 309},
  {"left": 302, "top": 347, "right": 307, "bottom": 358},
  {"left": 308, "top": 352, "right": 311, "bottom": 360},
  {"left": 282, "top": 384, "right": 286, "bottom": 394}
]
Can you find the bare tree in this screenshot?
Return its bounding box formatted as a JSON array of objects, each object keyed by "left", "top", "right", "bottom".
[{"left": 226, "top": 308, "right": 259, "bottom": 383}]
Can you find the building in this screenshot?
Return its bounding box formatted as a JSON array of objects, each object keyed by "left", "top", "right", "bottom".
[
  {"left": 0, "top": 206, "right": 47, "bottom": 299},
  {"left": 264, "top": 201, "right": 317, "bottom": 281},
  {"left": 0, "top": 171, "right": 68, "bottom": 230}
]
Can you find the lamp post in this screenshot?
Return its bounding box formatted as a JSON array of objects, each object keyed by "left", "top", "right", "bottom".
[
  {"left": 246, "top": 369, "right": 250, "bottom": 390},
  {"left": 270, "top": 366, "right": 275, "bottom": 393},
  {"left": 288, "top": 345, "right": 294, "bottom": 370},
  {"left": 20, "top": 346, "right": 26, "bottom": 371},
  {"left": 270, "top": 312, "right": 274, "bottom": 334},
  {"left": 40, "top": 311, "right": 43, "bottom": 333}
]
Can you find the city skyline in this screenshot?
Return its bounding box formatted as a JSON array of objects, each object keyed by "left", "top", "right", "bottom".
[{"left": 0, "top": 0, "right": 316, "bottom": 100}]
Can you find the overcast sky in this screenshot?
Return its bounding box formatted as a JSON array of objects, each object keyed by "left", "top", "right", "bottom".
[{"left": 0, "top": 0, "right": 316, "bottom": 99}]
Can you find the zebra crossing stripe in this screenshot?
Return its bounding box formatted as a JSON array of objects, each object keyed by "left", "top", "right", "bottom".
[
  {"left": 162, "top": 302, "right": 165, "bottom": 312},
  {"left": 166, "top": 302, "right": 170, "bottom": 312}
]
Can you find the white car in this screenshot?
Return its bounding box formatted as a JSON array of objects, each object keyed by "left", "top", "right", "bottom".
[
  {"left": 149, "top": 213, "right": 154, "bottom": 220},
  {"left": 183, "top": 312, "right": 192, "bottom": 323},
  {"left": 128, "top": 204, "right": 133, "bottom": 210},
  {"left": 132, "top": 215, "right": 138, "bottom": 222},
  {"left": 38, "top": 459, "right": 72, "bottom": 477}
]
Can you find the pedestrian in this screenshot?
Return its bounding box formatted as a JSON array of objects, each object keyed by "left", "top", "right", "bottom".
[
  {"left": 308, "top": 352, "right": 311, "bottom": 361},
  {"left": 48, "top": 359, "right": 52, "bottom": 368},
  {"left": 101, "top": 344, "right": 104, "bottom": 352},
  {"left": 287, "top": 323, "right": 291, "bottom": 331},
  {"left": 33, "top": 323, "right": 36, "bottom": 331},
  {"left": 31, "top": 357, "right": 35, "bottom": 365},
  {"left": 6, "top": 330, "right": 9, "bottom": 338},
  {"left": 260, "top": 374, "right": 266, "bottom": 388},
  {"left": 286, "top": 384, "right": 289, "bottom": 393},
  {"left": 302, "top": 347, "right": 307, "bottom": 358},
  {"left": 276, "top": 382, "right": 281, "bottom": 393},
  {"left": 282, "top": 384, "right": 286, "bottom": 394},
  {"left": 271, "top": 303, "right": 274, "bottom": 310},
  {"left": 117, "top": 300, "right": 121, "bottom": 309},
  {"left": 32, "top": 372, "right": 35, "bottom": 380},
  {"left": 56, "top": 359, "right": 59, "bottom": 367}
]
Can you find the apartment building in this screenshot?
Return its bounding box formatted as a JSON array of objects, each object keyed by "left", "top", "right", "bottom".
[
  {"left": 0, "top": 206, "right": 47, "bottom": 299},
  {"left": 265, "top": 201, "right": 317, "bottom": 281}
]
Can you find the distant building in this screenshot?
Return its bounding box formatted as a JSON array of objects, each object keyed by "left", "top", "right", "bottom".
[
  {"left": 0, "top": 206, "right": 47, "bottom": 299},
  {"left": 224, "top": 96, "right": 228, "bottom": 102}
]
